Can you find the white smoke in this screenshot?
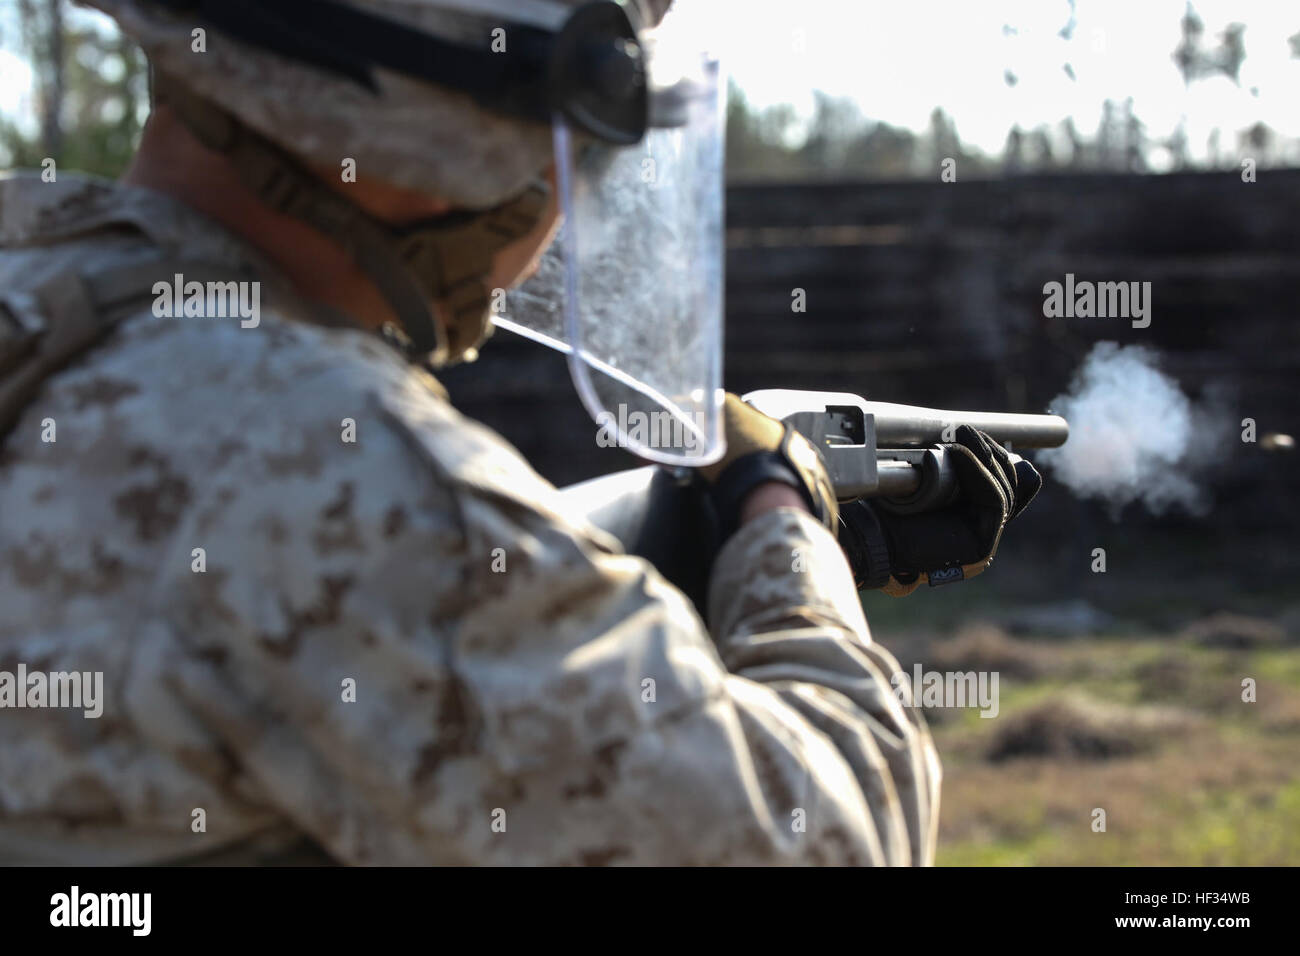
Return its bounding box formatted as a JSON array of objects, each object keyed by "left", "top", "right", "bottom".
[{"left": 1039, "top": 342, "right": 1230, "bottom": 516}]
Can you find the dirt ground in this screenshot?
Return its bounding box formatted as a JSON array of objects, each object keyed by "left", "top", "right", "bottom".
[{"left": 864, "top": 602, "right": 1300, "bottom": 865}]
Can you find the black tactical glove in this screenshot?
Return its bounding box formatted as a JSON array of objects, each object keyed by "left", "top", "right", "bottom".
[
  {"left": 697, "top": 393, "right": 839, "bottom": 538},
  {"left": 838, "top": 425, "right": 1042, "bottom": 595}
]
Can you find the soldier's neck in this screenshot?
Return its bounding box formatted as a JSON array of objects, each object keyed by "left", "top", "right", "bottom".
[{"left": 121, "top": 107, "right": 448, "bottom": 331}]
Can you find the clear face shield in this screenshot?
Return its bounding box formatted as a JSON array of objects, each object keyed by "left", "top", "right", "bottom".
[
  {"left": 126, "top": 1, "right": 725, "bottom": 462},
  {"left": 493, "top": 4, "right": 726, "bottom": 466}
]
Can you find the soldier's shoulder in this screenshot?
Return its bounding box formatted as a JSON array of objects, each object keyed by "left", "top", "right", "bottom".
[
  {"left": 0, "top": 171, "right": 116, "bottom": 241},
  {"left": 87, "top": 309, "right": 562, "bottom": 516},
  {"left": 0, "top": 171, "right": 274, "bottom": 272},
  {"left": 1, "top": 171, "right": 170, "bottom": 245},
  {"left": 0, "top": 172, "right": 566, "bottom": 531}
]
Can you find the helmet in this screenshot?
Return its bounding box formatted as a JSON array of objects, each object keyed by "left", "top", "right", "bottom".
[
  {"left": 93, "top": 0, "right": 725, "bottom": 465},
  {"left": 89, "top": 0, "right": 673, "bottom": 209}
]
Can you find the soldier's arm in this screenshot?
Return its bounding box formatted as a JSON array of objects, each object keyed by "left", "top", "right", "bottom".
[
  {"left": 706, "top": 504, "right": 940, "bottom": 865},
  {"left": 158, "top": 390, "right": 937, "bottom": 865}
]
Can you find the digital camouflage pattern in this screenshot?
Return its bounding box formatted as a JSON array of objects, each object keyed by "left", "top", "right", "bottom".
[
  {"left": 85, "top": 0, "right": 674, "bottom": 210},
  {"left": 0, "top": 172, "right": 939, "bottom": 865}
]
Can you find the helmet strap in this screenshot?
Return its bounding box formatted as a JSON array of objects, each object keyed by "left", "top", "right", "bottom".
[{"left": 153, "top": 72, "right": 550, "bottom": 366}]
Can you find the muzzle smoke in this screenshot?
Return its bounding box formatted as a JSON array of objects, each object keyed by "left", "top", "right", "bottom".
[{"left": 1039, "top": 342, "right": 1230, "bottom": 515}]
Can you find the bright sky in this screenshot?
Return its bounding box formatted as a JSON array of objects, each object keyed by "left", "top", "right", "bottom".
[
  {"left": 2, "top": 0, "right": 1297, "bottom": 164},
  {"left": 710, "top": 0, "right": 1300, "bottom": 161},
  {"left": 0, "top": 48, "right": 33, "bottom": 131}
]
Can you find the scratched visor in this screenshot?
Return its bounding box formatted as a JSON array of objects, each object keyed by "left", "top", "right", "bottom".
[{"left": 494, "top": 9, "right": 726, "bottom": 466}]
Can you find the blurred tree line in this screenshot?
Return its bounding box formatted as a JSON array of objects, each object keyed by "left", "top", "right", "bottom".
[
  {"left": 726, "top": 84, "right": 1290, "bottom": 182},
  {"left": 1, "top": 0, "right": 1295, "bottom": 182},
  {"left": 727, "top": 4, "right": 1298, "bottom": 181},
  {"left": 0, "top": 0, "right": 148, "bottom": 176}
]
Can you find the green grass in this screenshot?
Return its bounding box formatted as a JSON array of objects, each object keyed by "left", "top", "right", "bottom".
[
  {"left": 1251, "top": 649, "right": 1300, "bottom": 691},
  {"left": 940, "top": 776, "right": 1300, "bottom": 866},
  {"left": 901, "top": 625, "right": 1300, "bottom": 866}
]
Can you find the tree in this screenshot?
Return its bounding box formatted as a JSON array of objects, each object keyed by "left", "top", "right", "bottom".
[
  {"left": 1173, "top": 3, "right": 1246, "bottom": 86},
  {"left": 799, "top": 91, "right": 864, "bottom": 174},
  {"left": 1, "top": 0, "right": 147, "bottom": 176}
]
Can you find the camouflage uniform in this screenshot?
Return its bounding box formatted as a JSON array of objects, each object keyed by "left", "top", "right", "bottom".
[{"left": 0, "top": 172, "right": 940, "bottom": 865}]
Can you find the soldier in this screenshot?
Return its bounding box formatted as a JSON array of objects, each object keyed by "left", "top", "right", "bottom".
[{"left": 0, "top": 0, "right": 1038, "bottom": 864}]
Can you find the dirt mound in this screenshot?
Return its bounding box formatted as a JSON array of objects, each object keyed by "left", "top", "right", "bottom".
[
  {"left": 1180, "top": 613, "right": 1285, "bottom": 650},
  {"left": 986, "top": 695, "right": 1199, "bottom": 763},
  {"left": 1135, "top": 653, "right": 1196, "bottom": 701},
  {"left": 925, "top": 625, "right": 1057, "bottom": 680},
  {"left": 1134, "top": 651, "right": 1243, "bottom": 713}
]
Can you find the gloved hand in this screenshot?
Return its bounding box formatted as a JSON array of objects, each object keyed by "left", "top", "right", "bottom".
[
  {"left": 697, "top": 393, "right": 839, "bottom": 537},
  {"left": 838, "top": 425, "right": 1042, "bottom": 595}
]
